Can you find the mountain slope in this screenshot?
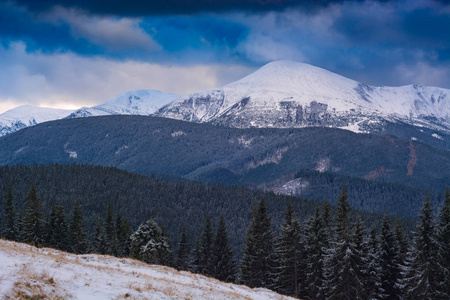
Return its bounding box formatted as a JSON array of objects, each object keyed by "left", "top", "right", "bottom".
[
  {"left": 67, "top": 89, "right": 178, "bottom": 118},
  {"left": 157, "top": 61, "right": 450, "bottom": 146},
  {"left": 0, "top": 115, "right": 448, "bottom": 193},
  {"left": 0, "top": 105, "right": 73, "bottom": 137},
  {"left": 0, "top": 240, "right": 291, "bottom": 300}
]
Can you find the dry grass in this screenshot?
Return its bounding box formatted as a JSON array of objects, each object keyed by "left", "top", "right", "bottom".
[{"left": 5, "top": 265, "right": 73, "bottom": 300}]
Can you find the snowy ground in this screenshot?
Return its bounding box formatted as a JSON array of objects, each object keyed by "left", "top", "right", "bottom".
[{"left": 0, "top": 240, "right": 292, "bottom": 299}]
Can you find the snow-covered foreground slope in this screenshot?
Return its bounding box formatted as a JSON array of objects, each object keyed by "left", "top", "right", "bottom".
[
  {"left": 0, "top": 105, "right": 74, "bottom": 137},
  {"left": 67, "top": 90, "right": 178, "bottom": 118},
  {"left": 0, "top": 240, "right": 291, "bottom": 300},
  {"left": 157, "top": 61, "right": 450, "bottom": 134}
]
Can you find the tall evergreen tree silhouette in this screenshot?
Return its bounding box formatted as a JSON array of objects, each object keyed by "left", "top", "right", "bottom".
[
  {"left": 198, "top": 215, "right": 213, "bottom": 275},
  {"left": 3, "top": 184, "right": 17, "bottom": 240},
  {"left": 211, "top": 215, "right": 236, "bottom": 282},
  {"left": 240, "top": 198, "right": 275, "bottom": 289},
  {"left": 69, "top": 200, "right": 89, "bottom": 254},
  {"left": 24, "top": 184, "right": 44, "bottom": 247},
  {"left": 275, "top": 202, "right": 303, "bottom": 297},
  {"left": 176, "top": 225, "right": 190, "bottom": 271},
  {"left": 437, "top": 188, "right": 450, "bottom": 298}
]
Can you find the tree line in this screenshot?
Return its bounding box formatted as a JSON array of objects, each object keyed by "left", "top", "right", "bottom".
[{"left": 1, "top": 183, "right": 449, "bottom": 299}]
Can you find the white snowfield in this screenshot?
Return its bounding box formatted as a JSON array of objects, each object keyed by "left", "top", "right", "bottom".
[
  {"left": 158, "top": 61, "right": 450, "bottom": 133},
  {"left": 0, "top": 90, "right": 178, "bottom": 137},
  {"left": 0, "top": 240, "right": 292, "bottom": 300},
  {"left": 0, "top": 105, "right": 73, "bottom": 137},
  {"left": 67, "top": 90, "right": 179, "bottom": 119}
]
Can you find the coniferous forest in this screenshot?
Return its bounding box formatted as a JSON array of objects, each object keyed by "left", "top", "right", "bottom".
[{"left": 1, "top": 164, "right": 449, "bottom": 299}]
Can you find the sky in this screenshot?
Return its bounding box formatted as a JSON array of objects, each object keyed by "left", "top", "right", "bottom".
[{"left": 0, "top": 0, "right": 449, "bottom": 113}]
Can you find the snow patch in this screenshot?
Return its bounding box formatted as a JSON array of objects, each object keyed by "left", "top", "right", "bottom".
[
  {"left": 315, "top": 157, "right": 331, "bottom": 173},
  {"left": 246, "top": 147, "right": 288, "bottom": 169},
  {"left": 115, "top": 145, "right": 129, "bottom": 155},
  {"left": 432, "top": 133, "right": 443, "bottom": 140},
  {"left": 171, "top": 131, "right": 186, "bottom": 137}
]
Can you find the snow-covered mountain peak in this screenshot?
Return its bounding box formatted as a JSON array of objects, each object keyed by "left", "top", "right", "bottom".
[
  {"left": 0, "top": 105, "right": 73, "bottom": 137},
  {"left": 157, "top": 60, "right": 450, "bottom": 134},
  {"left": 67, "top": 89, "right": 179, "bottom": 118}
]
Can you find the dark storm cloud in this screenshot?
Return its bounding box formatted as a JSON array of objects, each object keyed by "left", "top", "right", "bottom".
[{"left": 14, "top": 0, "right": 387, "bottom": 16}]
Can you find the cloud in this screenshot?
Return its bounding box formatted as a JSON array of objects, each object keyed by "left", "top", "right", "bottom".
[{"left": 0, "top": 41, "right": 254, "bottom": 113}]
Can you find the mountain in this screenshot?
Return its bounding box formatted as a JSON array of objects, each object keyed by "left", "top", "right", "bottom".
[
  {"left": 0, "top": 90, "right": 178, "bottom": 136},
  {"left": 0, "top": 105, "right": 73, "bottom": 137},
  {"left": 0, "top": 115, "right": 448, "bottom": 194},
  {"left": 157, "top": 61, "right": 450, "bottom": 149},
  {"left": 0, "top": 240, "right": 292, "bottom": 300},
  {"left": 66, "top": 89, "right": 178, "bottom": 118}
]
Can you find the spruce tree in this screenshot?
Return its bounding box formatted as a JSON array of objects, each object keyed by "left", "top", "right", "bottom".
[
  {"left": 240, "top": 198, "right": 275, "bottom": 289},
  {"left": 116, "top": 213, "right": 132, "bottom": 257},
  {"left": 190, "top": 236, "right": 201, "bottom": 273},
  {"left": 275, "top": 202, "right": 303, "bottom": 297},
  {"left": 24, "top": 184, "right": 44, "bottom": 247},
  {"left": 48, "top": 203, "right": 69, "bottom": 251},
  {"left": 405, "top": 196, "right": 442, "bottom": 299},
  {"left": 378, "top": 215, "right": 402, "bottom": 299},
  {"left": 176, "top": 225, "right": 190, "bottom": 271},
  {"left": 436, "top": 188, "right": 450, "bottom": 298},
  {"left": 104, "top": 204, "right": 117, "bottom": 255},
  {"left": 3, "top": 184, "right": 17, "bottom": 240},
  {"left": 69, "top": 200, "right": 89, "bottom": 254},
  {"left": 366, "top": 227, "right": 383, "bottom": 300},
  {"left": 210, "top": 215, "right": 236, "bottom": 283},
  {"left": 94, "top": 217, "right": 107, "bottom": 254},
  {"left": 198, "top": 215, "right": 214, "bottom": 275},
  {"left": 304, "top": 205, "right": 327, "bottom": 300},
  {"left": 160, "top": 225, "right": 174, "bottom": 267},
  {"left": 130, "top": 218, "right": 171, "bottom": 264},
  {"left": 325, "top": 185, "right": 366, "bottom": 300}
]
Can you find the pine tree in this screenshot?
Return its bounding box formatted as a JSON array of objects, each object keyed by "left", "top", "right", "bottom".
[
  {"left": 325, "top": 185, "right": 366, "bottom": 300},
  {"left": 198, "top": 215, "right": 214, "bottom": 275},
  {"left": 190, "top": 236, "right": 201, "bottom": 273},
  {"left": 405, "top": 196, "right": 442, "bottom": 299},
  {"left": 436, "top": 188, "right": 450, "bottom": 298},
  {"left": 210, "top": 215, "right": 236, "bottom": 283},
  {"left": 3, "top": 184, "right": 17, "bottom": 240},
  {"left": 304, "top": 205, "right": 327, "bottom": 300},
  {"left": 130, "top": 218, "right": 171, "bottom": 264},
  {"left": 275, "top": 202, "right": 303, "bottom": 297},
  {"left": 176, "top": 225, "right": 190, "bottom": 271},
  {"left": 23, "top": 184, "right": 44, "bottom": 247},
  {"left": 104, "top": 204, "right": 117, "bottom": 255},
  {"left": 69, "top": 200, "right": 89, "bottom": 254},
  {"left": 378, "top": 215, "right": 402, "bottom": 299},
  {"left": 240, "top": 198, "right": 275, "bottom": 289}
]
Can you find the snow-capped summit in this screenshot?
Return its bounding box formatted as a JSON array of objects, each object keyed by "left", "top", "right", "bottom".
[
  {"left": 157, "top": 61, "right": 450, "bottom": 133},
  {"left": 0, "top": 105, "right": 73, "bottom": 137},
  {"left": 67, "top": 90, "right": 178, "bottom": 118}
]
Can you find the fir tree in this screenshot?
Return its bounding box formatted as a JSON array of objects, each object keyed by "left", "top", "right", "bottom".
[
  {"left": 304, "top": 205, "right": 327, "bottom": 300},
  {"left": 405, "top": 196, "right": 442, "bottom": 299},
  {"left": 198, "top": 215, "right": 214, "bottom": 275},
  {"left": 94, "top": 217, "right": 107, "bottom": 254},
  {"left": 3, "top": 184, "right": 17, "bottom": 240},
  {"left": 190, "top": 236, "right": 201, "bottom": 273},
  {"left": 240, "top": 198, "right": 275, "bottom": 289},
  {"left": 69, "top": 200, "right": 89, "bottom": 254},
  {"left": 325, "top": 186, "right": 366, "bottom": 300},
  {"left": 130, "top": 218, "right": 171, "bottom": 264},
  {"left": 160, "top": 225, "right": 174, "bottom": 267},
  {"left": 176, "top": 225, "right": 190, "bottom": 271},
  {"left": 378, "top": 215, "right": 402, "bottom": 299},
  {"left": 48, "top": 202, "right": 69, "bottom": 251},
  {"left": 366, "top": 227, "right": 383, "bottom": 300},
  {"left": 275, "top": 202, "right": 303, "bottom": 297},
  {"left": 104, "top": 204, "right": 117, "bottom": 255},
  {"left": 436, "top": 188, "right": 450, "bottom": 298},
  {"left": 23, "top": 184, "right": 44, "bottom": 247},
  {"left": 116, "top": 213, "right": 132, "bottom": 257},
  {"left": 210, "top": 215, "right": 236, "bottom": 283}
]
